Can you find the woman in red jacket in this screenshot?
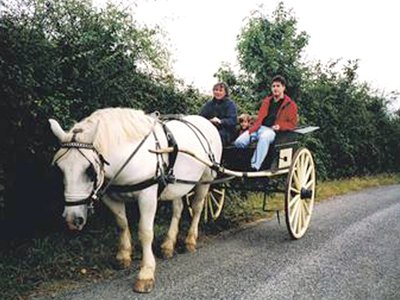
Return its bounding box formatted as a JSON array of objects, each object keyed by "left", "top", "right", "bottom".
[{"left": 234, "top": 75, "right": 298, "bottom": 170}]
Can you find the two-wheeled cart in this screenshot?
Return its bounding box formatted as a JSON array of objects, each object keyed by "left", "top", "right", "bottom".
[{"left": 184, "top": 126, "right": 319, "bottom": 239}]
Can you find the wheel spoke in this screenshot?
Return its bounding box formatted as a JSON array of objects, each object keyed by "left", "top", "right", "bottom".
[
  {"left": 291, "top": 200, "right": 300, "bottom": 230},
  {"left": 302, "top": 153, "right": 308, "bottom": 176},
  {"left": 289, "top": 201, "right": 296, "bottom": 223},
  {"left": 185, "top": 192, "right": 194, "bottom": 217},
  {"left": 186, "top": 192, "right": 194, "bottom": 204},
  {"left": 203, "top": 197, "right": 208, "bottom": 222},
  {"left": 290, "top": 197, "right": 301, "bottom": 224},
  {"left": 297, "top": 155, "right": 305, "bottom": 184},
  {"left": 296, "top": 202, "right": 303, "bottom": 234},
  {"left": 299, "top": 153, "right": 304, "bottom": 170},
  {"left": 305, "top": 164, "right": 313, "bottom": 183},
  {"left": 293, "top": 169, "right": 301, "bottom": 190},
  {"left": 300, "top": 202, "right": 306, "bottom": 231},
  {"left": 305, "top": 179, "right": 315, "bottom": 189},
  {"left": 300, "top": 154, "right": 306, "bottom": 180},
  {"left": 302, "top": 154, "right": 310, "bottom": 185},
  {"left": 303, "top": 200, "right": 311, "bottom": 216},
  {"left": 210, "top": 193, "right": 219, "bottom": 206},
  {"left": 290, "top": 186, "right": 300, "bottom": 194},
  {"left": 188, "top": 207, "right": 193, "bottom": 216},
  {"left": 304, "top": 154, "right": 310, "bottom": 172},
  {"left": 289, "top": 194, "right": 300, "bottom": 209},
  {"left": 213, "top": 189, "right": 224, "bottom": 196},
  {"left": 208, "top": 195, "right": 215, "bottom": 217}
]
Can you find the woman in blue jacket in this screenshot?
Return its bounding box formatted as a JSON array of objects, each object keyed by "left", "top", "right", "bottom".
[{"left": 200, "top": 82, "right": 238, "bottom": 145}]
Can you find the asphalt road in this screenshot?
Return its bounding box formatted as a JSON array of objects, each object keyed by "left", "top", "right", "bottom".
[{"left": 41, "top": 185, "right": 400, "bottom": 300}]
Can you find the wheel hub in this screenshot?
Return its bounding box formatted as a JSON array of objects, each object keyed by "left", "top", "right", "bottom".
[{"left": 300, "top": 187, "right": 312, "bottom": 199}]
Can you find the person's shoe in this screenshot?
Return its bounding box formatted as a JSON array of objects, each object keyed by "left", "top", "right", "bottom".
[{"left": 249, "top": 166, "right": 259, "bottom": 172}]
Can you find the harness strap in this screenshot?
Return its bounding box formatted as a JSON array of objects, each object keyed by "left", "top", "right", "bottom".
[
  {"left": 64, "top": 197, "right": 92, "bottom": 206},
  {"left": 162, "top": 123, "right": 178, "bottom": 176},
  {"left": 152, "top": 130, "right": 168, "bottom": 196},
  {"left": 178, "top": 119, "right": 216, "bottom": 163},
  {"left": 107, "top": 177, "right": 159, "bottom": 193},
  {"left": 173, "top": 175, "right": 235, "bottom": 185}
]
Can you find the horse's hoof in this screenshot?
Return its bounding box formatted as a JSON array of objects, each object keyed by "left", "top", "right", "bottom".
[
  {"left": 161, "top": 240, "right": 175, "bottom": 259},
  {"left": 133, "top": 279, "right": 155, "bottom": 293},
  {"left": 161, "top": 248, "right": 174, "bottom": 259},
  {"left": 115, "top": 258, "right": 131, "bottom": 270},
  {"left": 186, "top": 243, "right": 196, "bottom": 253}
]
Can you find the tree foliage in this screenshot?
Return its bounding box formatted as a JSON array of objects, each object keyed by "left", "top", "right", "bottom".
[
  {"left": 301, "top": 60, "right": 400, "bottom": 177},
  {"left": 237, "top": 3, "right": 308, "bottom": 100}
]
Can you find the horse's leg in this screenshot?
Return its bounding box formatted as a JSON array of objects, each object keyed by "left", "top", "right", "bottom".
[
  {"left": 161, "top": 197, "right": 183, "bottom": 258},
  {"left": 133, "top": 187, "right": 158, "bottom": 293},
  {"left": 185, "top": 182, "right": 210, "bottom": 253},
  {"left": 102, "top": 195, "right": 132, "bottom": 269}
]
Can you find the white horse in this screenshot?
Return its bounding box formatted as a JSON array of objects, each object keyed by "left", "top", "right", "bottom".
[{"left": 49, "top": 107, "right": 222, "bottom": 293}]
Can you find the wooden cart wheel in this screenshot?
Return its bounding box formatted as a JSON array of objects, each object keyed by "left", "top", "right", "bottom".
[
  {"left": 285, "top": 147, "right": 316, "bottom": 239},
  {"left": 185, "top": 185, "right": 226, "bottom": 222}
]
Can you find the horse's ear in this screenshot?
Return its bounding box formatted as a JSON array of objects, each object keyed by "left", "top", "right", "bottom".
[
  {"left": 86, "top": 120, "right": 99, "bottom": 144},
  {"left": 49, "top": 119, "right": 68, "bottom": 142}
]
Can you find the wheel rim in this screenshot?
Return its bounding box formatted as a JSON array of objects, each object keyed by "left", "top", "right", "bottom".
[
  {"left": 185, "top": 185, "right": 225, "bottom": 222},
  {"left": 285, "top": 148, "right": 316, "bottom": 239}
]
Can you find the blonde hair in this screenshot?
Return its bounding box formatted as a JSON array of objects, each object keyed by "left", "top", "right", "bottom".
[{"left": 238, "top": 113, "right": 252, "bottom": 122}]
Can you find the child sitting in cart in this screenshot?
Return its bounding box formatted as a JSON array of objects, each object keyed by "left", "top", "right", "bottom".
[{"left": 238, "top": 113, "right": 254, "bottom": 135}]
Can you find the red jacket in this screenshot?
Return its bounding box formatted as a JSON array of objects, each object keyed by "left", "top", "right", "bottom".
[{"left": 249, "top": 94, "right": 298, "bottom": 134}]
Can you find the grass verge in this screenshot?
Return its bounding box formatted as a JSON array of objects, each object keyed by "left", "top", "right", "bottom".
[{"left": 1, "top": 173, "right": 399, "bottom": 299}]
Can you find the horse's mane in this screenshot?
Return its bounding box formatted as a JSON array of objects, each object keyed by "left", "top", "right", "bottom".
[{"left": 70, "top": 108, "right": 155, "bottom": 156}]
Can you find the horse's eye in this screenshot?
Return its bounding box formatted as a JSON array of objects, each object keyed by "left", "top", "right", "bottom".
[{"left": 85, "top": 165, "right": 96, "bottom": 182}]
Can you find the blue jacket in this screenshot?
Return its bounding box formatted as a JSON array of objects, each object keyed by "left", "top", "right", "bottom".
[{"left": 200, "top": 97, "right": 237, "bottom": 145}]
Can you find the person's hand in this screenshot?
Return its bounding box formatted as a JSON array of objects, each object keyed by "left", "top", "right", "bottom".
[
  {"left": 210, "top": 117, "right": 221, "bottom": 125},
  {"left": 272, "top": 124, "right": 280, "bottom": 131}
]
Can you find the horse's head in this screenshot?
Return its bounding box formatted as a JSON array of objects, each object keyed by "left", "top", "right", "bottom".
[{"left": 49, "top": 119, "right": 105, "bottom": 231}]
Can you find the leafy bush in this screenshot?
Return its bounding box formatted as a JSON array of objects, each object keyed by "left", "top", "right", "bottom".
[{"left": 0, "top": 0, "right": 204, "bottom": 226}]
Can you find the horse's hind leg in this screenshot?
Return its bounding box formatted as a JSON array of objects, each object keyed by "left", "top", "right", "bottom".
[
  {"left": 161, "top": 197, "right": 183, "bottom": 258},
  {"left": 185, "top": 182, "right": 210, "bottom": 253},
  {"left": 102, "top": 195, "right": 132, "bottom": 269}
]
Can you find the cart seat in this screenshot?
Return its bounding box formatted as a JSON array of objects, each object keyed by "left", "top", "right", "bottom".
[{"left": 222, "top": 126, "right": 319, "bottom": 171}]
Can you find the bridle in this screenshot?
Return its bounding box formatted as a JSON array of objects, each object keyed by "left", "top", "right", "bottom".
[{"left": 54, "top": 141, "right": 108, "bottom": 213}]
